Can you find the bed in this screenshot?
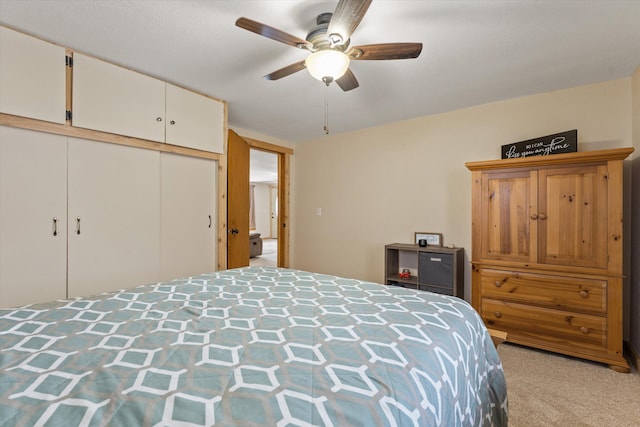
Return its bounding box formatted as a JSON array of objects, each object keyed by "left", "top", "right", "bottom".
[{"left": 0, "top": 267, "right": 507, "bottom": 426}]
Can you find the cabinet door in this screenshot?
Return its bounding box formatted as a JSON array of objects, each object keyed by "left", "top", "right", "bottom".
[
  {"left": 67, "top": 139, "right": 160, "bottom": 297},
  {"left": 165, "top": 84, "right": 224, "bottom": 153},
  {"left": 160, "top": 153, "right": 216, "bottom": 281},
  {"left": 538, "top": 165, "right": 608, "bottom": 268},
  {"left": 0, "top": 126, "right": 67, "bottom": 307},
  {"left": 72, "top": 53, "right": 165, "bottom": 142},
  {"left": 480, "top": 170, "right": 538, "bottom": 262},
  {"left": 0, "top": 27, "right": 66, "bottom": 124}
]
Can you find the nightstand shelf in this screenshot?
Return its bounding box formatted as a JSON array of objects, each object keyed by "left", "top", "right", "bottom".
[{"left": 384, "top": 243, "right": 464, "bottom": 297}]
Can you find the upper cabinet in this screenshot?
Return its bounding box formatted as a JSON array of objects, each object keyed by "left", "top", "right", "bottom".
[
  {"left": 72, "top": 53, "right": 166, "bottom": 141},
  {"left": 0, "top": 26, "right": 67, "bottom": 124},
  {"left": 165, "top": 84, "right": 224, "bottom": 153},
  {"left": 72, "top": 53, "right": 224, "bottom": 153}
]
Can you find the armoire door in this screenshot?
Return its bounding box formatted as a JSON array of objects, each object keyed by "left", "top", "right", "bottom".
[
  {"left": 480, "top": 169, "right": 538, "bottom": 262},
  {"left": 538, "top": 165, "right": 609, "bottom": 268},
  {"left": 67, "top": 138, "right": 160, "bottom": 297},
  {"left": 160, "top": 153, "right": 216, "bottom": 281},
  {"left": 0, "top": 126, "right": 67, "bottom": 307}
]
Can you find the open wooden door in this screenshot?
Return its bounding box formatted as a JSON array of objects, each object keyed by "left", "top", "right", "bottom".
[{"left": 227, "top": 130, "right": 250, "bottom": 268}]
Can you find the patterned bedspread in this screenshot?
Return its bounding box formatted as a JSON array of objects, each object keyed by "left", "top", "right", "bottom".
[{"left": 0, "top": 267, "right": 507, "bottom": 426}]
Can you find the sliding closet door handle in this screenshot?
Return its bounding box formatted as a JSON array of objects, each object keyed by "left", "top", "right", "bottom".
[
  {"left": 76, "top": 217, "right": 81, "bottom": 235},
  {"left": 53, "top": 217, "right": 58, "bottom": 236},
  {"left": 208, "top": 215, "right": 212, "bottom": 228}
]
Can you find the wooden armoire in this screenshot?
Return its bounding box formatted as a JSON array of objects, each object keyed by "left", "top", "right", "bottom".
[{"left": 466, "top": 147, "right": 633, "bottom": 372}]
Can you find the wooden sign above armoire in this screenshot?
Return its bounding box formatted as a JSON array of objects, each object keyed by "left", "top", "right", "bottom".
[{"left": 501, "top": 129, "right": 577, "bottom": 159}]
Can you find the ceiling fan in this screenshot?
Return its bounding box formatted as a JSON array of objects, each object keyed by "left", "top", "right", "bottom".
[{"left": 235, "top": 0, "right": 423, "bottom": 91}]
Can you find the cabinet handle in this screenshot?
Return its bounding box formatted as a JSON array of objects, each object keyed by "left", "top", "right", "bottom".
[
  {"left": 494, "top": 311, "right": 502, "bottom": 319},
  {"left": 170, "top": 120, "right": 176, "bottom": 125},
  {"left": 208, "top": 215, "right": 212, "bottom": 228},
  {"left": 76, "top": 217, "right": 81, "bottom": 235},
  {"left": 53, "top": 217, "right": 58, "bottom": 236},
  {"left": 579, "top": 290, "right": 589, "bottom": 299},
  {"left": 579, "top": 326, "right": 589, "bottom": 334},
  {"left": 494, "top": 280, "right": 503, "bottom": 288},
  {"left": 538, "top": 213, "right": 547, "bottom": 220},
  {"left": 530, "top": 213, "right": 538, "bottom": 220},
  {"left": 156, "top": 117, "right": 163, "bottom": 122}
]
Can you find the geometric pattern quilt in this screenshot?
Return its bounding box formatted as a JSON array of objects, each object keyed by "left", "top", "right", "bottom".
[{"left": 0, "top": 267, "right": 508, "bottom": 426}]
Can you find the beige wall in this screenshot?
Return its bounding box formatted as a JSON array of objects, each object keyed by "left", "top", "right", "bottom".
[{"left": 291, "top": 78, "right": 633, "bottom": 303}]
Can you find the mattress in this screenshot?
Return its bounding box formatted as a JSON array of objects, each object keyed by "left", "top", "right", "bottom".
[{"left": 0, "top": 267, "right": 507, "bottom": 426}]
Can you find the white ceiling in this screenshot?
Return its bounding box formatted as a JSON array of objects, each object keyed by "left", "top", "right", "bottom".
[{"left": 1, "top": 0, "right": 639, "bottom": 143}]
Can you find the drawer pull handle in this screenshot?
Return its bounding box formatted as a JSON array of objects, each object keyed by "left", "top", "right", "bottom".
[
  {"left": 579, "top": 326, "right": 589, "bottom": 334},
  {"left": 538, "top": 213, "right": 547, "bottom": 220},
  {"left": 494, "top": 311, "right": 502, "bottom": 319},
  {"left": 579, "top": 290, "right": 589, "bottom": 299},
  {"left": 494, "top": 280, "right": 503, "bottom": 288},
  {"left": 530, "top": 213, "right": 538, "bottom": 220}
]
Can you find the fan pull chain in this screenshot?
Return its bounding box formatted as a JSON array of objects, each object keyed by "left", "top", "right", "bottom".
[{"left": 324, "top": 84, "right": 330, "bottom": 135}]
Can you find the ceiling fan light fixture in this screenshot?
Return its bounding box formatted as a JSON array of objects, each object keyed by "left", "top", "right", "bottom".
[{"left": 305, "top": 50, "right": 350, "bottom": 84}]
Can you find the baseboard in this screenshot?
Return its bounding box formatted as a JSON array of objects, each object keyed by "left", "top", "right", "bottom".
[{"left": 623, "top": 341, "right": 640, "bottom": 374}]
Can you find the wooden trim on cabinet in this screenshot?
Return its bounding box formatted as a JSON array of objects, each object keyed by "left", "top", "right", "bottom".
[
  {"left": 0, "top": 113, "right": 221, "bottom": 161},
  {"left": 465, "top": 147, "right": 634, "bottom": 171}
]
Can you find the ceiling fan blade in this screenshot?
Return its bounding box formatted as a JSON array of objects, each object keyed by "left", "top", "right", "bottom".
[
  {"left": 236, "top": 17, "right": 312, "bottom": 50},
  {"left": 336, "top": 68, "right": 359, "bottom": 91},
  {"left": 348, "top": 43, "right": 423, "bottom": 60},
  {"left": 327, "top": 0, "right": 372, "bottom": 45},
  {"left": 263, "top": 60, "right": 307, "bottom": 81}
]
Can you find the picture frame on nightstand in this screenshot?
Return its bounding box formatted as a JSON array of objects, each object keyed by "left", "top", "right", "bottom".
[{"left": 414, "top": 232, "right": 443, "bottom": 247}]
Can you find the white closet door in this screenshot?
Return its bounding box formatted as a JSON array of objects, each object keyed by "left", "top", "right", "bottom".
[
  {"left": 165, "top": 84, "right": 224, "bottom": 153},
  {"left": 72, "top": 53, "right": 165, "bottom": 142},
  {"left": 67, "top": 139, "right": 160, "bottom": 297},
  {"left": 0, "top": 126, "right": 67, "bottom": 307},
  {"left": 0, "top": 27, "right": 66, "bottom": 124},
  {"left": 160, "top": 153, "right": 216, "bottom": 281}
]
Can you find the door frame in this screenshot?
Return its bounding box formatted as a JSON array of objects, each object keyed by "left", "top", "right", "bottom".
[
  {"left": 269, "top": 185, "right": 278, "bottom": 238},
  {"left": 218, "top": 133, "right": 293, "bottom": 269}
]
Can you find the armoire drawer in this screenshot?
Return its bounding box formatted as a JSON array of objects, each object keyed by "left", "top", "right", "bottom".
[
  {"left": 479, "top": 268, "right": 606, "bottom": 315},
  {"left": 481, "top": 299, "right": 606, "bottom": 353}
]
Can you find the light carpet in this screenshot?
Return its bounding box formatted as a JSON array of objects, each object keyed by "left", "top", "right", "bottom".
[{"left": 498, "top": 343, "right": 640, "bottom": 426}]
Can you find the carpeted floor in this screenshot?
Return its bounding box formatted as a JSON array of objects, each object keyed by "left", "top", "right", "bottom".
[
  {"left": 249, "top": 238, "right": 277, "bottom": 267},
  {"left": 498, "top": 343, "right": 640, "bottom": 426}
]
